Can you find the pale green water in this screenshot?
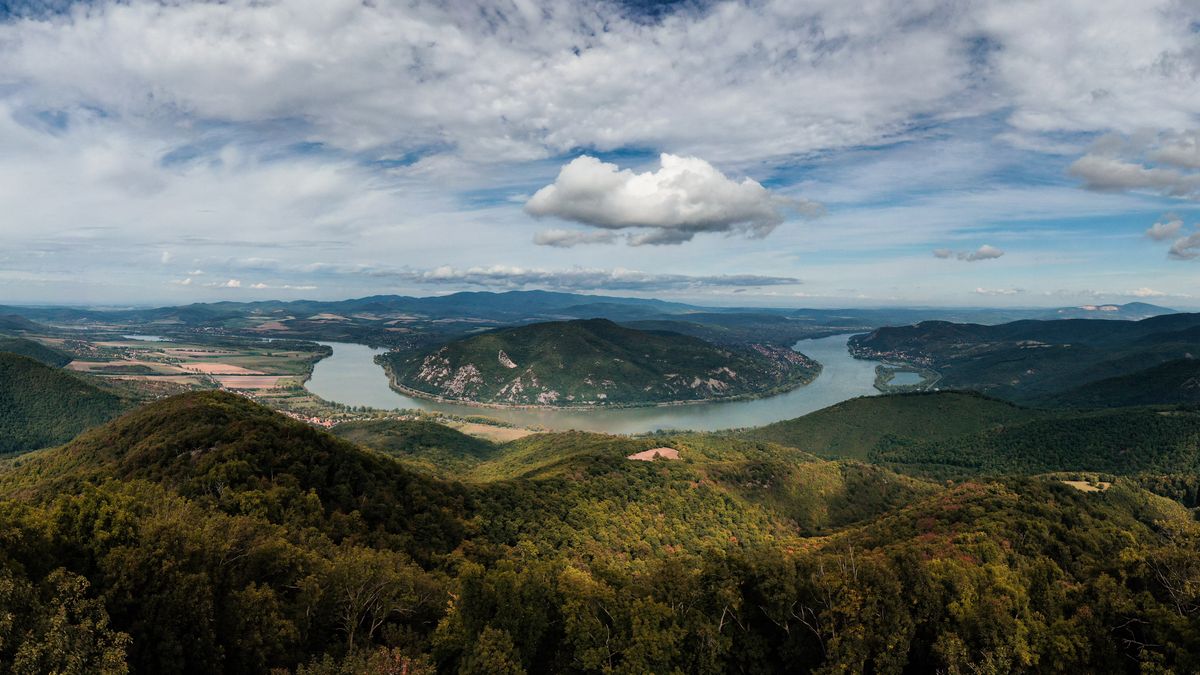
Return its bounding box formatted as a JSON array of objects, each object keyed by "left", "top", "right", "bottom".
[
  {"left": 889, "top": 371, "right": 924, "bottom": 386},
  {"left": 305, "top": 334, "right": 880, "bottom": 433}
]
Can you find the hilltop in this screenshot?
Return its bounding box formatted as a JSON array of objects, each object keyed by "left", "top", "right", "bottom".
[
  {"left": 0, "top": 352, "right": 130, "bottom": 454},
  {"left": 380, "top": 318, "right": 819, "bottom": 407}
]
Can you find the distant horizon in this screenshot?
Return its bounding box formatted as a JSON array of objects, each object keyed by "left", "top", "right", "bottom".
[{"left": 1, "top": 288, "right": 1189, "bottom": 314}]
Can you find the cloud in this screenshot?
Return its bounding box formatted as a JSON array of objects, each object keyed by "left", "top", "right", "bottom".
[
  {"left": 1128, "top": 287, "right": 1167, "bottom": 298},
  {"left": 1146, "top": 216, "right": 1184, "bottom": 241},
  {"left": 974, "top": 287, "right": 1025, "bottom": 296},
  {"left": 160, "top": 250, "right": 172, "bottom": 264},
  {"left": 532, "top": 229, "right": 618, "bottom": 248},
  {"left": 1069, "top": 132, "right": 1200, "bottom": 199},
  {"left": 1169, "top": 232, "right": 1200, "bottom": 261},
  {"left": 407, "top": 265, "right": 801, "bottom": 292},
  {"left": 525, "top": 154, "right": 820, "bottom": 245},
  {"left": 208, "top": 279, "right": 242, "bottom": 288},
  {"left": 933, "top": 244, "right": 1005, "bottom": 261}
]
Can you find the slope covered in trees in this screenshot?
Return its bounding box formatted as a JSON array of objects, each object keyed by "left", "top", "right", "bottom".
[
  {"left": 741, "top": 391, "right": 1045, "bottom": 459},
  {"left": 850, "top": 313, "right": 1200, "bottom": 403},
  {"left": 0, "top": 337, "right": 71, "bottom": 367},
  {"left": 0, "top": 352, "right": 130, "bottom": 454},
  {"left": 332, "top": 419, "right": 500, "bottom": 478},
  {"left": 3, "top": 391, "right": 1200, "bottom": 672},
  {"left": 381, "top": 318, "right": 818, "bottom": 407},
  {"left": 1035, "top": 358, "right": 1200, "bottom": 408}
]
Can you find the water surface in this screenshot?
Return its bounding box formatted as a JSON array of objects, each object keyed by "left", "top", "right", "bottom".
[
  {"left": 889, "top": 371, "right": 924, "bottom": 386},
  {"left": 123, "top": 334, "right": 170, "bottom": 342},
  {"left": 305, "top": 334, "right": 880, "bottom": 433}
]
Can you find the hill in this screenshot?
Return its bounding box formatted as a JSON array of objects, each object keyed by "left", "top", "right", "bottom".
[
  {"left": 3, "top": 390, "right": 1200, "bottom": 671},
  {"left": 1035, "top": 358, "right": 1200, "bottom": 408},
  {"left": 0, "top": 313, "right": 47, "bottom": 332},
  {"left": 381, "top": 318, "right": 818, "bottom": 406},
  {"left": 741, "top": 391, "right": 1047, "bottom": 459},
  {"left": 0, "top": 336, "right": 72, "bottom": 367},
  {"left": 3, "top": 390, "right": 472, "bottom": 560},
  {"left": 0, "top": 352, "right": 130, "bottom": 454},
  {"left": 850, "top": 312, "right": 1200, "bottom": 403},
  {"left": 332, "top": 418, "right": 499, "bottom": 477},
  {"left": 1044, "top": 301, "right": 1175, "bottom": 320},
  {"left": 872, "top": 405, "right": 1200, "bottom": 479}
]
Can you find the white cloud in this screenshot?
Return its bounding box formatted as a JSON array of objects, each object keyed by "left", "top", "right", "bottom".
[
  {"left": 532, "top": 229, "right": 617, "bottom": 248},
  {"left": 1146, "top": 216, "right": 1184, "bottom": 241},
  {"left": 525, "top": 154, "right": 820, "bottom": 245},
  {"left": 210, "top": 279, "right": 242, "bottom": 288},
  {"left": 974, "top": 287, "right": 1025, "bottom": 296},
  {"left": 1128, "top": 287, "right": 1167, "bottom": 298},
  {"left": 933, "top": 244, "right": 1005, "bottom": 261}
]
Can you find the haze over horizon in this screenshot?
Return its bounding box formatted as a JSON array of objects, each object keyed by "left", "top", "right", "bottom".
[{"left": 2, "top": 0, "right": 1199, "bottom": 308}]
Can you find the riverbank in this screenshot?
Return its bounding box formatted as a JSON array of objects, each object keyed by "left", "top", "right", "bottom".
[{"left": 302, "top": 334, "right": 882, "bottom": 434}]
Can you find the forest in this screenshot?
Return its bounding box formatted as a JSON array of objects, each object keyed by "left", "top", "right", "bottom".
[{"left": 0, "top": 389, "right": 1199, "bottom": 673}]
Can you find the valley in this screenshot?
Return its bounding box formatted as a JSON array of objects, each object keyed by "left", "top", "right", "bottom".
[{"left": 3, "top": 293, "right": 1200, "bottom": 673}]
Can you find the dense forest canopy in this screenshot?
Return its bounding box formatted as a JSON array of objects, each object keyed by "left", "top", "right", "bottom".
[{"left": 1, "top": 390, "right": 1199, "bottom": 673}]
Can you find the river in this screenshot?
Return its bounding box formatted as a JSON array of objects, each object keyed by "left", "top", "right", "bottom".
[{"left": 304, "top": 334, "right": 881, "bottom": 433}]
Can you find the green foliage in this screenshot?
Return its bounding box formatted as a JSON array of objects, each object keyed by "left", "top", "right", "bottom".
[
  {"left": 0, "top": 353, "right": 130, "bottom": 455},
  {"left": 383, "top": 318, "right": 818, "bottom": 406},
  {"left": 0, "top": 338, "right": 71, "bottom": 368},
  {"left": 2, "top": 390, "right": 1200, "bottom": 672},
  {"left": 1037, "top": 358, "right": 1200, "bottom": 408},
  {"left": 873, "top": 406, "right": 1200, "bottom": 479},
  {"left": 850, "top": 313, "right": 1200, "bottom": 404},
  {"left": 332, "top": 420, "right": 497, "bottom": 477},
  {"left": 741, "top": 391, "right": 1044, "bottom": 460}
]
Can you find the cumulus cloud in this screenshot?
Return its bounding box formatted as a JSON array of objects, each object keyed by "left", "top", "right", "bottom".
[
  {"left": 524, "top": 155, "right": 820, "bottom": 245},
  {"left": 532, "top": 229, "right": 618, "bottom": 248},
  {"left": 974, "top": 287, "right": 1025, "bottom": 296},
  {"left": 1146, "top": 216, "right": 1184, "bottom": 241},
  {"left": 1070, "top": 132, "right": 1200, "bottom": 199},
  {"left": 1141, "top": 214, "right": 1200, "bottom": 260},
  {"left": 1169, "top": 232, "right": 1200, "bottom": 260},
  {"left": 208, "top": 279, "right": 242, "bottom": 288},
  {"left": 933, "top": 245, "right": 1005, "bottom": 261}
]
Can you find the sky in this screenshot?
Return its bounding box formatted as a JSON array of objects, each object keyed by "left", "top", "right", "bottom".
[{"left": 1, "top": 0, "right": 1198, "bottom": 309}]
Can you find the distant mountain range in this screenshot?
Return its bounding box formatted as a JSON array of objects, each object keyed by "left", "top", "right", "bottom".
[{"left": 0, "top": 292, "right": 1177, "bottom": 349}]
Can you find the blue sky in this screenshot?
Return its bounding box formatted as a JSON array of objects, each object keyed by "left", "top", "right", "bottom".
[{"left": 0, "top": 0, "right": 1198, "bottom": 308}]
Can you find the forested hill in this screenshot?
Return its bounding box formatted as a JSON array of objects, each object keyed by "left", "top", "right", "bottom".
[
  {"left": 382, "top": 318, "right": 818, "bottom": 406},
  {"left": 4, "top": 390, "right": 1200, "bottom": 672},
  {"left": 0, "top": 336, "right": 71, "bottom": 367},
  {"left": 850, "top": 312, "right": 1200, "bottom": 403},
  {"left": 0, "top": 352, "right": 129, "bottom": 454}
]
